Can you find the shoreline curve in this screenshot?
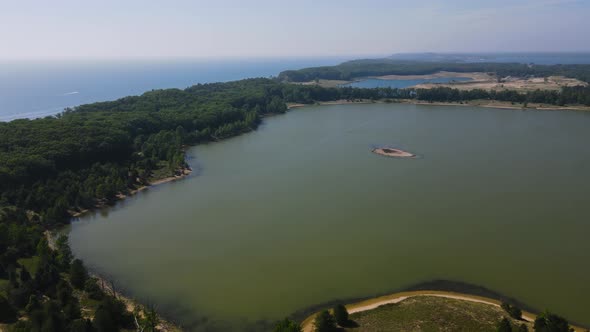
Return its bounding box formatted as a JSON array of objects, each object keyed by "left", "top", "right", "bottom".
[{"left": 300, "top": 290, "right": 587, "bottom": 332}]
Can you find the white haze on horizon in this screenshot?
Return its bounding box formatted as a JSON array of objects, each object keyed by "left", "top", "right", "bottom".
[{"left": 1, "top": 0, "right": 589, "bottom": 60}]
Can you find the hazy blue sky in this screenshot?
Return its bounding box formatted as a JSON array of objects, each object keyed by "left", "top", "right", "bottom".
[{"left": 1, "top": 0, "right": 589, "bottom": 59}]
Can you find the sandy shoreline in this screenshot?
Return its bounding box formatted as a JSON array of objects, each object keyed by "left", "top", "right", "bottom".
[
  {"left": 407, "top": 99, "right": 590, "bottom": 111},
  {"left": 70, "top": 167, "right": 192, "bottom": 218},
  {"left": 87, "top": 273, "right": 180, "bottom": 331},
  {"left": 289, "top": 98, "right": 590, "bottom": 112},
  {"left": 300, "top": 290, "right": 587, "bottom": 332},
  {"left": 44, "top": 230, "right": 181, "bottom": 331},
  {"left": 54, "top": 102, "right": 587, "bottom": 332},
  {"left": 57, "top": 168, "right": 193, "bottom": 330},
  {"left": 375, "top": 71, "right": 489, "bottom": 81}
]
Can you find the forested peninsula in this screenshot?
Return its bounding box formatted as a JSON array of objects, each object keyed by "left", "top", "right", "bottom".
[
  {"left": 2, "top": 74, "right": 590, "bottom": 331},
  {"left": 278, "top": 58, "right": 590, "bottom": 83}
]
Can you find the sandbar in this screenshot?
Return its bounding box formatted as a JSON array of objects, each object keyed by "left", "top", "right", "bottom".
[{"left": 372, "top": 147, "right": 415, "bottom": 158}]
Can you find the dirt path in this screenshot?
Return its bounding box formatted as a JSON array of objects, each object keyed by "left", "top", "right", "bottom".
[{"left": 301, "top": 290, "right": 541, "bottom": 332}]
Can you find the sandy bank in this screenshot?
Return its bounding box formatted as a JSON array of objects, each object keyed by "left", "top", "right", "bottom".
[
  {"left": 287, "top": 103, "right": 307, "bottom": 109},
  {"left": 405, "top": 99, "right": 590, "bottom": 112},
  {"left": 287, "top": 100, "right": 377, "bottom": 109},
  {"left": 44, "top": 231, "right": 180, "bottom": 331},
  {"left": 69, "top": 167, "right": 192, "bottom": 218},
  {"left": 147, "top": 168, "right": 192, "bottom": 187},
  {"left": 289, "top": 98, "right": 590, "bottom": 112},
  {"left": 376, "top": 71, "right": 490, "bottom": 81},
  {"left": 301, "top": 290, "right": 586, "bottom": 332},
  {"left": 88, "top": 273, "right": 180, "bottom": 331}
]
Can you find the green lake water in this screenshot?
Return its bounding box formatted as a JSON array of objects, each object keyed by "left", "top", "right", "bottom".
[{"left": 69, "top": 103, "right": 590, "bottom": 330}]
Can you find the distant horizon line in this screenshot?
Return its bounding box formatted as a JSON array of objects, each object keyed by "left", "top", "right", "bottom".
[{"left": 2, "top": 51, "right": 590, "bottom": 62}]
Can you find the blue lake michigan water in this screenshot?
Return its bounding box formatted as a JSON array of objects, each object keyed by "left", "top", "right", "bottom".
[{"left": 0, "top": 57, "right": 348, "bottom": 122}]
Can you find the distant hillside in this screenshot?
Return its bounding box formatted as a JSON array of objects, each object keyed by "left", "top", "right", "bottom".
[
  {"left": 387, "top": 52, "right": 590, "bottom": 64},
  {"left": 278, "top": 58, "right": 590, "bottom": 83}
]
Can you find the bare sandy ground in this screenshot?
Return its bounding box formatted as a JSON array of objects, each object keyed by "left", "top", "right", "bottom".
[
  {"left": 148, "top": 168, "right": 192, "bottom": 187},
  {"left": 287, "top": 103, "right": 307, "bottom": 109},
  {"left": 297, "top": 71, "right": 587, "bottom": 92},
  {"left": 412, "top": 74, "right": 588, "bottom": 92}
]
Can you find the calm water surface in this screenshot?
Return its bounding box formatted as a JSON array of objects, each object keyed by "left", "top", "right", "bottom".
[
  {"left": 69, "top": 103, "right": 590, "bottom": 330},
  {"left": 344, "top": 77, "right": 472, "bottom": 89}
]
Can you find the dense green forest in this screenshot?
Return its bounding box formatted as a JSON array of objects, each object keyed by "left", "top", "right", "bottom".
[
  {"left": 0, "top": 79, "right": 288, "bottom": 227},
  {"left": 1, "top": 77, "right": 588, "bottom": 331},
  {"left": 281, "top": 83, "right": 590, "bottom": 106},
  {"left": 278, "top": 59, "right": 590, "bottom": 83},
  {"left": 0, "top": 206, "right": 158, "bottom": 331},
  {"left": 414, "top": 85, "right": 590, "bottom": 105},
  {"left": 0, "top": 78, "right": 289, "bottom": 331}
]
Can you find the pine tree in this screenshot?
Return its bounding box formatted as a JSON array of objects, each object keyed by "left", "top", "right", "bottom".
[
  {"left": 313, "top": 310, "right": 336, "bottom": 332},
  {"left": 333, "top": 304, "right": 349, "bottom": 326},
  {"left": 498, "top": 317, "right": 512, "bottom": 332},
  {"left": 69, "top": 259, "right": 88, "bottom": 290},
  {"left": 273, "top": 318, "right": 302, "bottom": 332}
]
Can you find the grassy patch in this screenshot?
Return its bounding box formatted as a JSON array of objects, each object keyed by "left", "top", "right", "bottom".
[
  {"left": 344, "top": 296, "right": 531, "bottom": 332},
  {"left": 17, "top": 256, "right": 41, "bottom": 275}
]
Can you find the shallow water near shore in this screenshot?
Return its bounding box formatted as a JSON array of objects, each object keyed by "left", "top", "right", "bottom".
[{"left": 69, "top": 103, "right": 590, "bottom": 330}]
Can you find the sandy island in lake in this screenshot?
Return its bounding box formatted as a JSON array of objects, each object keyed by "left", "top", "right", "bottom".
[{"left": 372, "top": 147, "right": 415, "bottom": 158}]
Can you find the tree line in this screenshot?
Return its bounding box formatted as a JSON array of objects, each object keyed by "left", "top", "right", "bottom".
[
  {"left": 0, "top": 78, "right": 287, "bottom": 227},
  {"left": 278, "top": 59, "right": 590, "bottom": 83},
  {"left": 415, "top": 85, "right": 590, "bottom": 105},
  {"left": 280, "top": 82, "right": 590, "bottom": 106}
]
